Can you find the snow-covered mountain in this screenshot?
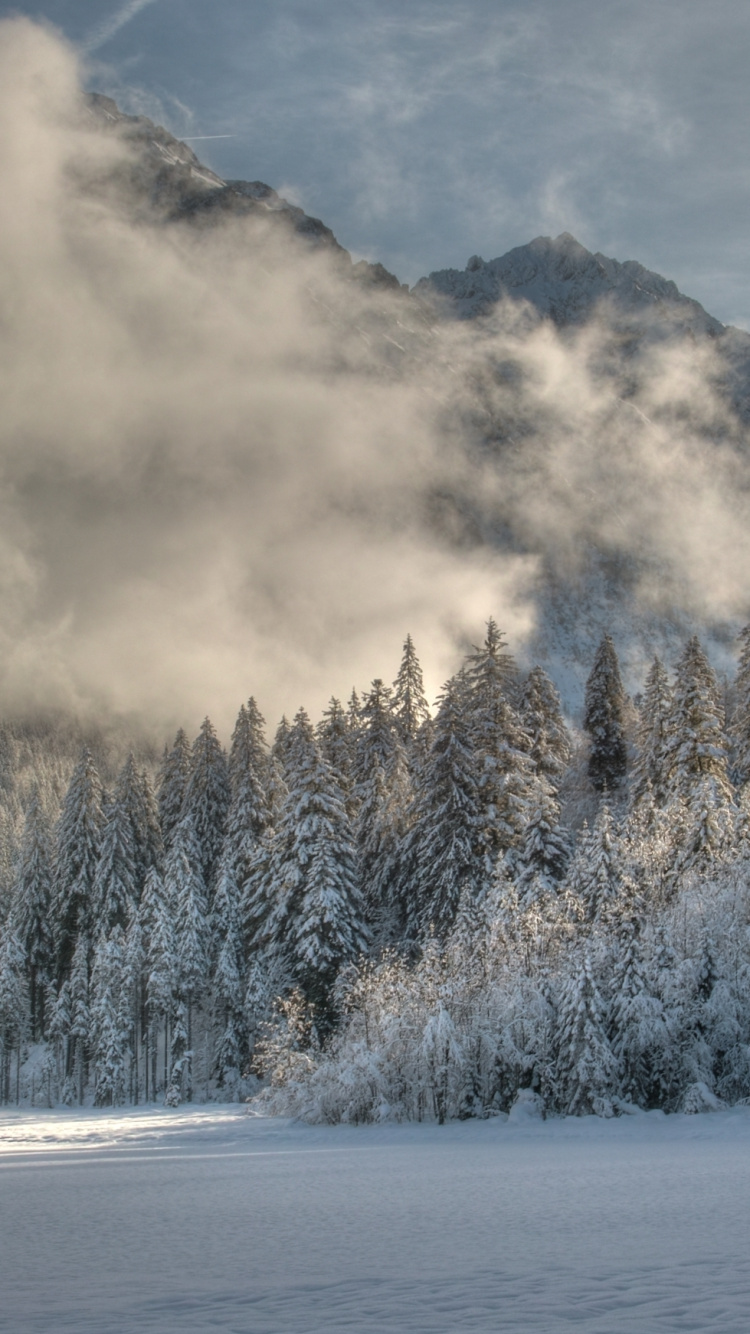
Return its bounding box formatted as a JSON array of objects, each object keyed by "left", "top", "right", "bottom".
[
  {"left": 87, "top": 94, "right": 405, "bottom": 292},
  {"left": 79, "top": 96, "right": 750, "bottom": 700},
  {"left": 414, "top": 232, "right": 724, "bottom": 332},
  {"left": 86, "top": 94, "right": 750, "bottom": 405},
  {"left": 414, "top": 233, "right": 750, "bottom": 422}
]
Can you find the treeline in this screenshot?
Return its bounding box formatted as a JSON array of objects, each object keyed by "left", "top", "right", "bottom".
[{"left": 1, "top": 621, "right": 750, "bottom": 1118}]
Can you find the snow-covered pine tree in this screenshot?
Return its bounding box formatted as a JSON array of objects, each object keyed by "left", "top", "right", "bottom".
[
  {"left": 620, "top": 790, "right": 676, "bottom": 909},
  {"left": 519, "top": 665, "right": 571, "bottom": 786},
  {"left": 346, "top": 689, "right": 363, "bottom": 743},
  {"left": 555, "top": 951, "right": 618, "bottom": 1115},
  {"left": 53, "top": 749, "right": 104, "bottom": 980},
  {"left": 224, "top": 698, "right": 272, "bottom": 893},
  {"left": 354, "top": 680, "right": 411, "bottom": 931},
  {"left": 90, "top": 927, "right": 129, "bottom": 1107},
  {"left": 241, "top": 825, "right": 278, "bottom": 964},
  {"left": 183, "top": 718, "right": 230, "bottom": 897},
  {"left": 67, "top": 931, "right": 91, "bottom": 1103},
  {"left": 229, "top": 700, "right": 270, "bottom": 808},
  {"left": 157, "top": 729, "right": 191, "bottom": 849},
  {"left": 608, "top": 917, "right": 671, "bottom": 1107},
  {"left": 272, "top": 715, "right": 292, "bottom": 776},
  {"left": 566, "top": 803, "right": 622, "bottom": 924},
  {"left": 317, "top": 698, "right": 357, "bottom": 818},
  {"left": 167, "top": 1001, "right": 189, "bottom": 1105},
  {"left": 143, "top": 867, "right": 176, "bottom": 1097},
  {"left": 631, "top": 657, "right": 673, "bottom": 808},
  {"left": 263, "top": 709, "right": 368, "bottom": 1019},
  {"left": 463, "top": 620, "right": 532, "bottom": 872},
  {"left": 353, "top": 681, "right": 401, "bottom": 781},
  {"left": 120, "top": 758, "right": 163, "bottom": 890},
  {"left": 47, "top": 977, "right": 70, "bottom": 1103},
  {"left": 665, "top": 637, "right": 734, "bottom": 865},
  {"left": 422, "top": 1004, "right": 462, "bottom": 1125},
  {"left": 121, "top": 910, "right": 145, "bottom": 1102},
  {"left": 665, "top": 637, "right": 732, "bottom": 802},
  {"left": 399, "top": 674, "right": 483, "bottom": 942},
  {"left": 730, "top": 624, "right": 750, "bottom": 786},
  {"left": 509, "top": 777, "right": 572, "bottom": 900},
  {"left": 681, "top": 779, "right": 735, "bottom": 869},
  {"left": 210, "top": 854, "right": 246, "bottom": 1089},
  {"left": 93, "top": 765, "right": 138, "bottom": 939},
  {"left": 212, "top": 919, "right": 244, "bottom": 1092},
  {"left": 167, "top": 814, "right": 208, "bottom": 1099},
  {"left": 583, "top": 634, "right": 628, "bottom": 793},
  {"left": 0, "top": 929, "right": 28, "bottom": 1104},
  {"left": 9, "top": 792, "right": 53, "bottom": 1038},
  {"left": 392, "top": 635, "right": 432, "bottom": 769}
]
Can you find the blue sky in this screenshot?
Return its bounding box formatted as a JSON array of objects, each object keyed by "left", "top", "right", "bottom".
[{"left": 4, "top": 0, "right": 750, "bottom": 326}]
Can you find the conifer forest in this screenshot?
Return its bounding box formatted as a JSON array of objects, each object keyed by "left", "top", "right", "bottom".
[{"left": 2, "top": 621, "right": 750, "bottom": 1124}]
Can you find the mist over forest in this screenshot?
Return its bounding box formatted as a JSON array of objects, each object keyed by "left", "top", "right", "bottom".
[
  {"left": 2, "top": 20, "right": 750, "bottom": 1126},
  {"left": 0, "top": 19, "right": 749, "bottom": 743}
]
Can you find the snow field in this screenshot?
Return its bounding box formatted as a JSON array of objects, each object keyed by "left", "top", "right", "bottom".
[{"left": 2, "top": 1105, "right": 750, "bottom": 1333}]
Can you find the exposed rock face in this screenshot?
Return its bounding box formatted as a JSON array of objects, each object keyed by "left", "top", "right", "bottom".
[{"left": 85, "top": 93, "right": 402, "bottom": 289}]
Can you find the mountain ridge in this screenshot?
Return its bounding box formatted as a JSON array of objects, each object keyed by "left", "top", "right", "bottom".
[
  {"left": 86, "top": 93, "right": 750, "bottom": 420},
  {"left": 80, "top": 92, "right": 750, "bottom": 704},
  {"left": 86, "top": 93, "right": 406, "bottom": 293}
]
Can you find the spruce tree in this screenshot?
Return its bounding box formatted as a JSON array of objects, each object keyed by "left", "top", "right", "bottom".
[
  {"left": 53, "top": 749, "right": 104, "bottom": 980},
  {"left": 67, "top": 931, "right": 91, "bottom": 1103},
  {"left": 263, "top": 709, "right": 368, "bottom": 1015},
  {"left": 400, "top": 675, "right": 483, "bottom": 941},
  {"left": 183, "top": 718, "right": 231, "bottom": 896},
  {"left": 665, "top": 637, "right": 733, "bottom": 810},
  {"left": 631, "top": 658, "right": 673, "bottom": 808},
  {"left": 608, "top": 918, "right": 670, "bottom": 1106},
  {"left": 90, "top": 927, "right": 129, "bottom": 1107},
  {"left": 730, "top": 624, "right": 750, "bottom": 786},
  {"left": 566, "top": 804, "right": 622, "bottom": 923},
  {"left": 122, "top": 759, "right": 163, "bottom": 889},
  {"left": 224, "top": 699, "right": 272, "bottom": 892},
  {"left": 0, "top": 930, "right": 28, "bottom": 1104},
  {"left": 583, "top": 634, "right": 627, "bottom": 792},
  {"left": 272, "top": 716, "right": 292, "bottom": 777},
  {"left": 317, "top": 698, "right": 357, "bottom": 818},
  {"left": 212, "top": 926, "right": 244, "bottom": 1090},
  {"left": 211, "top": 907, "right": 245, "bottom": 1090},
  {"left": 143, "top": 867, "right": 176, "bottom": 1097},
  {"left": 157, "top": 729, "right": 191, "bottom": 849},
  {"left": 93, "top": 766, "right": 138, "bottom": 939},
  {"left": 346, "top": 689, "right": 363, "bottom": 743},
  {"left": 463, "top": 620, "right": 532, "bottom": 870},
  {"left": 210, "top": 852, "right": 246, "bottom": 1086},
  {"left": 519, "top": 665, "right": 571, "bottom": 786},
  {"left": 121, "top": 911, "right": 144, "bottom": 1103},
  {"left": 555, "top": 951, "right": 618, "bottom": 1115},
  {"left": 510, "top": 778, "right": 572, "bottom": 900},
  {"left": 168, "top": 813, "right": 209, "bottom": 1097},
  {"left": 167, "top": 1002, "right": 189, "bottom": 1104},
  {"left": 392, "top": 635, "right": 432, "bottom": 765},
  {"left": 354, "top": 680, "right": 411, "bottom": 929},
  {"left": 10, "top": 793, "right": 53, "bottom": 1039}
]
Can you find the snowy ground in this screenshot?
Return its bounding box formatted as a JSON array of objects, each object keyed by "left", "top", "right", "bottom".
[{"left": 2, "top": 1104, "right": 750, "bottom": 1333}]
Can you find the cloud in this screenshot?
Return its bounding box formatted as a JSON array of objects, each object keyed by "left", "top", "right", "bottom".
[
  {"left": 1, "top": 16, "right": 750, "bottom": 745},
  {"left": 0, "top": 18, "right": 538, "bottom": 737}
]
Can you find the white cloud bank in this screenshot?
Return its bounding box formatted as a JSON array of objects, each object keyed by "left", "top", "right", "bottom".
[{"left": 1, "top": 18, "right": 749, "bottom": 741}]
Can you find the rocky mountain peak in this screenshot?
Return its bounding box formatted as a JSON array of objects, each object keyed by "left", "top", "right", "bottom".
[{"left": 413, "top": 232, "right": 726, "bottom": 340}]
